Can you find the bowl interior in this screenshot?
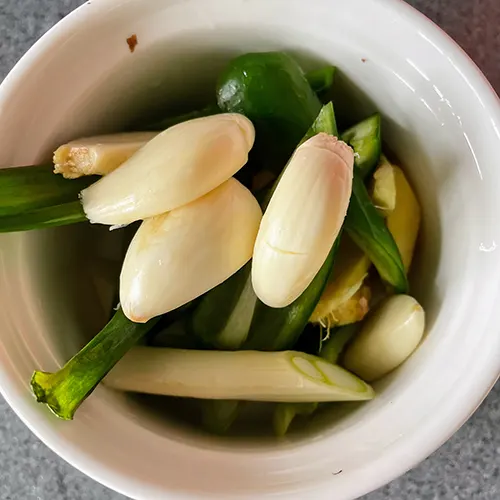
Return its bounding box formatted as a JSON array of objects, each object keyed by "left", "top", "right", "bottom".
[{"left": 0, "top": 0, "right": 499, "bottom": 499}]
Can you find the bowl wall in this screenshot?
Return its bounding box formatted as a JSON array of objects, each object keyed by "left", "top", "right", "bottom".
[{"left": 0, "top": 0, "right": 499, "bottom": 499}]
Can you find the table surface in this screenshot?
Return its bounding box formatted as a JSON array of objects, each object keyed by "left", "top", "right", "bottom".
[{"left": 0, "top": 0, "right": 499, "bottom": 499}]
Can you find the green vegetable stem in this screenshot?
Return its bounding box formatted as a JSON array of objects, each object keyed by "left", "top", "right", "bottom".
[
  {"left": 31, "top": 308, "right": 160, "bottom": 420},
  {"left": 273, "top": 324, "right": 359, "bottom": 436},
  {"left": 345, "top": 175, "right": 408, "bottom": 293}
]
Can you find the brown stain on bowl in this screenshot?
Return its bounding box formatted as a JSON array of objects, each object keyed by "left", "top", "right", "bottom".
[{"left": 127, "top": 34, "right": 138, "bottom": 53}]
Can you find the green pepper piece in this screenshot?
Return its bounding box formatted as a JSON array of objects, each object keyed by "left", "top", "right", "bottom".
[
  {"left": 217, "top": 51, "right": 322, "bottom": 174},
  {"left": 341, "top": 114, "right": 381, "bottom": 179}
]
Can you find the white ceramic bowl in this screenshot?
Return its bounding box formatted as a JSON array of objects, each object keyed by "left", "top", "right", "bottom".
[{"left": 0, "top": 0, "right": 499, "bottom": 498}]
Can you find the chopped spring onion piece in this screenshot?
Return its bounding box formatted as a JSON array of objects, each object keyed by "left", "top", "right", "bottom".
[
  {"left": 81, "top": 114, "right": 255, "bottom": 226},
  {"left": 343, "top": 295, "right": 425, "bottom": 381},
  {"left": 54, "top": 132, "right": 158, "bottom": 179},
  {"left": 345, "top": 175, "right": 408, "bottom": 293},
  {"left": 320, "top": 324, "right": 359, "bottom": 364},
  {"left": 274, "top": 402, "right": 318, "bottom": 437},
  {"left": 31, "top": 308, "right": 160, "bottom": 420},
  {"left": 201, "top": 400, "right": 240, "bottom": 435},
  {"left": 244, "top": 103, "right": 342, "bottom": 351},
  {"left": 192, "top": 263, "right": 257, "bottom": 350},
  {"left": 252, "top": 134, "right": 354, "bottom": 308},
  {"left": 0, "top": 201, "right": 87, "bottom": 233},
  {"left": 104, "top": 347, "right": 375, "bottom": 402},
  {"left": 0, "top": 164, "right": 96, "bottom": 217},
  {"left": 273, "top": 324, "right": 358, "bottom": 436},
  {"left": 120, "top": 178, "right": 262, "bottom": 323},
  {"left": 341, "top": 114, "right": 382, "bottom": 180}
]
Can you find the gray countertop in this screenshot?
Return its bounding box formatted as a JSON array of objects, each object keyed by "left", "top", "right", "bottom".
[{"left": 0, "top": 0, "right": 499, "bottom": 499}]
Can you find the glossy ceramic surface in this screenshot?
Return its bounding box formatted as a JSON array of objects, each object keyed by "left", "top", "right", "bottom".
[{"left": 0, "top": 0, "right": 499, "bottom": 498}]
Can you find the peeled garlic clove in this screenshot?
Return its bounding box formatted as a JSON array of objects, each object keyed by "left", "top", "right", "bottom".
[
  {"left": 81, "top": 114, "right": 255, "bottom": 225},
  {"left": 120, "top": 178, "right": 262, "bottom": 323},
  {"left": 252, "top": 133, "right": 354, "bottom": 308},
  {"left": 343, "top": 294, "right": 425, "bottom": 382},
  {"left": 54, "top": 132, "right": 158, "bottom": 179}
]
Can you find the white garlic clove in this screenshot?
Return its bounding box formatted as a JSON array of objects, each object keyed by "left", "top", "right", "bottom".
[
  {"left": 54, "top": 132, "right": 158, "bottom": 179},
  {"left": 120, "top": 178, "right": 262, "bottom": 323},
  {"left": 252, "top": 133, "right": 354, "bottom": 308},
  {"left": 343, "top": 294, "right": 425, "bottom": 382},
  {"left": 81, "top": 114, "right": 255, "bottom": 225}
]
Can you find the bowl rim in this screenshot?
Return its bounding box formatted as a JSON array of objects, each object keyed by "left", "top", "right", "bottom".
[{"left": 0, "top": 0, "right": 499, "bottom": 498}]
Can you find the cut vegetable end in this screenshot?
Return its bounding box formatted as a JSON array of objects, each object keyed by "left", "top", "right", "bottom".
[
  {"left": 105, "top": 348, "right": 374, "bottom": 402},
  {"left": 81, "top": 114, "right": 256, "bottom": 226},
  {"left": 341, "top": 114, "right": 381, "bottom": 179},
  {"left": 31, "top": 309, "right": 160, "bottom": 420},
  {"left": 53, "top": 132, "right": 158, "bottom": 179},
  {"left": 31, "top": 371, "right": 80, "bottom": 420}
]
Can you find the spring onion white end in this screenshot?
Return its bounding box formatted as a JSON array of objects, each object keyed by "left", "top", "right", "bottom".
[
  {"left": 252, "top": 134, "right": 354, "bottom": 308},
  {"left": 120, "top": 178, "right": 262, "bottom": 323},
  {"left": 80, "top": 114, "right": 255, "bottom": 225},
  {"left": 104, "top": 347, "right": 375, "bottom": 402},
  {"left": 343, "top": 294, "right": 425, "bottom": 381},
  {"left": 53, "top": 132, "right": 158, "bottom": 179}
]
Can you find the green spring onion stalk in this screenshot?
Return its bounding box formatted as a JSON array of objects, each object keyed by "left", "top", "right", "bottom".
[
  {"left": 191, "top": 103, "right": 340, "bottom": 355},
  {"left": 104, "top": 347, "right": 375, "bottom": 403},
  {"left": 345, "top": 176, "right": 408, "bottom": 293},
  {"left": 320, "top": 324, "right": 359, "bottom": 365},
  {"left": 0, "top": 164, "right": 97, "bottom": 217},
  {"left": 192, "top": 264, "right": 256, "bottom": 350},
  {"left": 201, "top": 400, "right": 240, "bottom": 435},
  {"left": 273, "top": 324, "right": 359, "bottom": 436},
  {"left": 31, "top": 308, "right": 160, "bottom": 420},
  {"left": 244, "top": 102, "right": 340, "bottom": 350},
  {"left": 189, "top": 103, "right": 339, "bottom": 432},
  {"left": 0, "top": 201, "right": 87, "bottom": 233}
]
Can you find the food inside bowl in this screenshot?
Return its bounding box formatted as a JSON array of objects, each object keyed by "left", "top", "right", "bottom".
[{"left": 0, "top": 52, "right": 425, "bottom": 435}]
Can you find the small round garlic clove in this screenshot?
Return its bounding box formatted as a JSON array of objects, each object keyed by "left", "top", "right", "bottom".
[
  {"left": 252, "top": 133, "right": 354, "bottom": 308},
  {"left": 120, "top": 178, "right": 262, "bottom": 323},
  {"left": 81, "top": 113, "right": 255, "bottom": 225},
  {"left": 343, "top": 294, "right": 425, "bottom": 382}
]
